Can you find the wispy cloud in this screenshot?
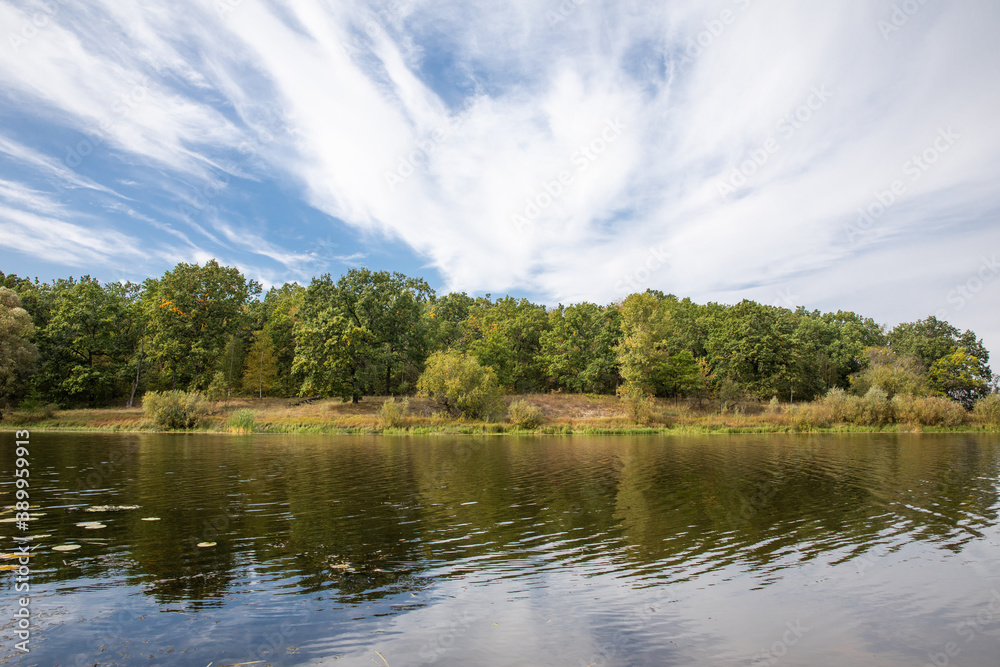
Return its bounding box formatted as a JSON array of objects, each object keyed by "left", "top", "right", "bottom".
[{"left": 1, "top": 0, "right": 999, "bottom": 352}]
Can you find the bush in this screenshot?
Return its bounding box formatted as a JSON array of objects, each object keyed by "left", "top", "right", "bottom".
[
  {"left": 618, "top": 383, "right": 654, "bottom": 424},
  {"left": 377, "top": 397, "right": 409, "bottom": 429},
  {"left": 894, "top": 395, "right": 966, "bottom": 427},
  {"left": 974, "top": 394, "right": 1000, "bottom": 428},
  {"left": 854, "top": 386, "right": 893, "bottom": 426},
  {"left": 417, "top": 351, "right": 505, "bottom": 420},
  {"left": 143, "top": 390, "right": 207, "bottom": 430},
  {"left": 791, "top": 401, "right": 833, "bottom": 429},
  {"left": 507, "top": 399, "right": 544, "bottom": 429},
  {"left": 226, "top": 409, "right": 256, "bottom": 433}
]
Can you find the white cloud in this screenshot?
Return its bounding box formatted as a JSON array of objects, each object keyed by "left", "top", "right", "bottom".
[{"left": 1, "top": 0, "right": 999, "bottom": 353}]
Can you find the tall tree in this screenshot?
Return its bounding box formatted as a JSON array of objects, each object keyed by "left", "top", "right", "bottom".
[
  {"left": 460, "top": 296, "right": 550, "bottom": 392},
  {"left": 0, "top": 287, "right": 38, "bottom": 407},
  {"left": 144, "top": 260, "right": 260, "bottom": 391},
  {"left": 540, "top": 302, "right": 622, "bottom": 393},
  {"left": 30, "top": 277, "right": 143, "bottom": 405},
  {"left": 293, "top": 269, "right": 432, "bottom": 402}
]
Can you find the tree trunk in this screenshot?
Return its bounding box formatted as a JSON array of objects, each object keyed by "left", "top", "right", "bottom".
[
  {"left": 127, "top": 334, "right": 144, "bottom": 408},
  {"left": 385, "top": 364, "right": 391, "bottom": 396}
]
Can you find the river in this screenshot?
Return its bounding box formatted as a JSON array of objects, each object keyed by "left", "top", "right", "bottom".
[{"left": 1, "top": 432, "right": 998, "bottom": 666}]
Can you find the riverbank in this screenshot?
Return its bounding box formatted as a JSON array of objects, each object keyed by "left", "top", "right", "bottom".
[{"left": 2, "top": 393, "right": 996, "bottom": 435}]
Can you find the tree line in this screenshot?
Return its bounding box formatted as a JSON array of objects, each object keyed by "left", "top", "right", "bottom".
[{"left": 0, "top": 260, "right": 994, "bottom": 410}]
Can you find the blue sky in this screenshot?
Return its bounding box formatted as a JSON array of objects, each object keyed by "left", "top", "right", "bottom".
[{"left": 1, "top": 0, "right": 999, "bottom": 359}]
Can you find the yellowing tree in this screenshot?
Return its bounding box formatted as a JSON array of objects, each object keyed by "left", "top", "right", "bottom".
[
  {"left": 0, "top": 287, "right": 38, "bottom": 406},
  {"left": 242, "top": 330, "right": 279, "bottom": 398}
]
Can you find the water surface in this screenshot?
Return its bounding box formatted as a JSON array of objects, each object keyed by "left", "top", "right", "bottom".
[{"left": 1, "top": 432, "right": 999, "bottom": 666}]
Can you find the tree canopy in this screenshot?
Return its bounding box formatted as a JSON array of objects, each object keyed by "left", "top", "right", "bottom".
[{"left": 0, "top": 262, "right": 994, "bottom": 411}]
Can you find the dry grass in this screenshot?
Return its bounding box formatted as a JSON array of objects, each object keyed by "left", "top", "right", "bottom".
[{"left": 3, "top": 391, "right": 993, "bottom": 434}]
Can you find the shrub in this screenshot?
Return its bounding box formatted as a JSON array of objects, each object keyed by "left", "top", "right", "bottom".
[
  {"left": 618, "top": 383, "right": 654, "bottom": 424},
  {"left": 226, "top": 409, "right": 256, "bottom": 433},
  {"left": 855, "top": 386, "right": 892, "bottom": 426},
  {"left": 849, "top": 347, "right": 929, "bottom": 399},
  {"left": 974, "top": 394, "right": 1000, "bottom": 428},
  {"left": 507, "top": 399, "right": 544, "bottom": 429},
  {"left": 143, "top": 390, "right": 207, "bottom": 430},
  {"left": 894, "top": 395, "right": 966, "bottom": 427},
  {"left": 377, "top": 397, "right": 409, "bottom": 429},
  {"left": 417, "top": 351, "right": 505, "bottom": 420},
  {"left": 791, "top": 401, "right": 833, "bottom": 429}
]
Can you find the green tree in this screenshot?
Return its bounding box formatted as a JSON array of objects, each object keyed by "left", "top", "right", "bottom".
[
  {"left": 145, "top": 260, "right": 260, "bottom": 391},
  {"left": 540, "top": 302, "right": 621, "bottom": 393},
  {"left": 928, "top": 348, "right": 990, "bottom": 409},
  {"left": 849, "top": 347, "right": 929, "bottom": 399},
  {"left": 425, "top": 292, "right": 475, "bottom": 352},
  {"left": 702, "top": 300, "right": 802, "bottom": 399},
  {"left": 32, "top": 277, "right": 144, "bottom": 405},
  {"left": 293, "top": 269, "right": 432, "bottom": 402},
  {"left": 0, "top": 287, "right": 38, "bottom": 407},
  {"left": 416, "top": 350, "right": 504, "bottom": 419},
  {"left": 242, "top": 331, "right": 279, "bottom": 398},
  {"left": 461, "top": 296, "right": 549, "bottom": 392}
]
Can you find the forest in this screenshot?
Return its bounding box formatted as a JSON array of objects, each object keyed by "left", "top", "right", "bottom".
[{"left": 0, "top": 260, "right": 995, "bottom": 418}]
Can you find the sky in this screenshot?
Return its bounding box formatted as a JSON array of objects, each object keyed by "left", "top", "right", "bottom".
[{"left": 1, "top": 0, "right": 999, "bottom": 359}]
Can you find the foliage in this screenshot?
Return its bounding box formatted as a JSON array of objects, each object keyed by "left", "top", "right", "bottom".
[
  {"left": 144, "top": 260, "right": 260, "bottom": 391},
  {"left": 416, "top": 351, "right": 505, "bottom": 420},
  {"left": 849, "top": 347, "right": 928, "bottom": 399},
  {"left": 206, "top": 371, "right": 229, "bottom": 402},
  {"left": 892, "top": 396, "right": 966, "bottom": 427},
  {"left": 21, "top": 277, "right": 144, "bottom": 406},
  {"left": 242, "top": 330, "right": 280, "bottom": 397},
  {"left": 293, "top": 269, "right": 432, "bottom": 403},
  {"left": 461, "top": 295, "right": 550, "bottom": 392},
  {"left": 507, "top": 399, "right": 544, "bottom": 429},
  {"left": 973, "top": 394, "right": 1000, "bottom": 428},
  {"left": 540, "top": 302, "right": 621, "bottom": 393},
  {"left": 0, "top": 287, "right": 38, "bottom": 406},
  {"left": 143, "top": 390, "right": 208, "bottom": 430},
  {"left": 377, "top": 397, "right": 409, "bottom": 429},
  {"left": 927, "top": 348, "right": 990, "bottom": 409},
  {"left": 3, "top": 264, "right": 995, "bottom": 417},
  {"left": 702, "top": 300, "right": 802, "bottom": 399},
  {"left": 617, "top": 383, "right": 655, "bottom": 424}
]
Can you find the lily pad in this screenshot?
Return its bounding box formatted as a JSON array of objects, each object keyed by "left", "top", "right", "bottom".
[
  {"left": 83, "top": 523, "right": 107, "bottom": 530},
  {"left": 85, "top": 505, "right": 140, "bottom": 512},
  {"left": 0, "top": 553, "right": 35, "bottom": 559},
  {"left": 140, "top": 517, "right": 161, "bottom": 521},
  {"left": 75, "top": 521, "right": 105, "bottom": 528},
  {"left": 0, "top": 564, "right": 19, "bottom": 571},
  {"left": 52, "top": 544, "right": 81, "bottom": 552},
  {"left": 197, "top": 542, "right": 217, "bottom": 548}
]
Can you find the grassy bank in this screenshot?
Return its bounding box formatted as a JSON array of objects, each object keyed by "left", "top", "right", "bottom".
[{"left": 2, "top": 393, "right": 997, "bottom": 435}]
